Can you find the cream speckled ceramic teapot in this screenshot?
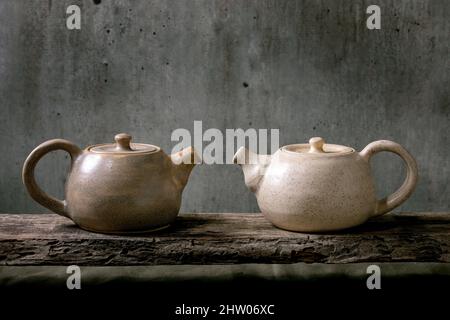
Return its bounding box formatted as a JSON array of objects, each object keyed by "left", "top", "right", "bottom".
[
  {"left": 23, "top": 133, "right": 197, "bottom": 233},
  {"left": 233, "top": 137, "right": 418, "bottom": 232}
]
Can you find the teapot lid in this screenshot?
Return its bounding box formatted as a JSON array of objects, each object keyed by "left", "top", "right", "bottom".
[
  {"left": 282, "top": 137, "right": 354, "bottom": 155},
  {"left": 87, "top": 133, "right": 158, "bottom": 154}
]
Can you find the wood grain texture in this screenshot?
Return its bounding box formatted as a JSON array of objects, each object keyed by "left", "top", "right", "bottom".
[{"left": 0, "top": 212, "right": 449, "bottom": 266}]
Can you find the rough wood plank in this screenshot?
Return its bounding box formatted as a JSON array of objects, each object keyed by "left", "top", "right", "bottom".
[{"left": 0, "top": 212, "right": 449, "bottom": 265}]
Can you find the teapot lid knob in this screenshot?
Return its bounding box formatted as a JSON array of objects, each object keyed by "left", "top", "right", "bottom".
[
  {"left": 115, "top": 133, "right": 133, "bottom": 151},
  {"left": 309, "top": 137, "right": 325, "bottom": 153}
]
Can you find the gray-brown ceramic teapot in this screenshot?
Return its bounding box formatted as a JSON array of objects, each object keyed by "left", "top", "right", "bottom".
[
  {"left": 23, "top": 133, "right": 197, "bottom": 233},
  {"left": 233, "top": 137, "right": 418, "bottom": 232}
]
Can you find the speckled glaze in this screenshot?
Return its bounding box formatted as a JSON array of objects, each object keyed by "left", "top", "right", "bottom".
[
  {"left": 23, "top": 133, "right": 197, "bottom": 233},
  {"left": 234, "top": 137, "right": 418, "bottom": 232}
]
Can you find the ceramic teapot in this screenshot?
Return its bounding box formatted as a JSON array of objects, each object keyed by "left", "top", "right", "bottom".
[
  {"left": 22, "top": 133, "right": 197, "bottom": 233},
  {"left": 233, "top": 137, "right": 418, "bottom": 232}
]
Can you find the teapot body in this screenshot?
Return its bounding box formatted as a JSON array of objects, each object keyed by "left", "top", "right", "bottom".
[
  {"left": 65, "top": 150, "right": 182, "bottom": 233},
  {"left": 257, "top": 150, "right": 377, "bottom": 232}
]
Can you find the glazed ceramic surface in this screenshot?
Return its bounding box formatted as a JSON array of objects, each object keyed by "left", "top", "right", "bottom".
[
  {"left": 234, "top": 137, "right": 418, "bottom": 232},
  {"left": 23, "top": 133, "right": 197, "bottom": 233}
]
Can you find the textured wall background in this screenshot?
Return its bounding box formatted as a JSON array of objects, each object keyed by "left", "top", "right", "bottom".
[{"left": 0, "top": 0, "right": 448, "bottom": 213}]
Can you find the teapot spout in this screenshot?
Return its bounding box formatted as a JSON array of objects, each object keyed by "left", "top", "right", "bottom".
[
  {"left": 171, "top": 146, "right": 199, "bottom": 190},
  {"left": 233, "top": 147, "right": 271, "bottom": 193}
]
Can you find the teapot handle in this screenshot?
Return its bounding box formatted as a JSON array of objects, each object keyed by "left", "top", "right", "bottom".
[
  {"left": 22, "top": 139, "right": 81, "bottom": 217},
  {"left": 360, "top": 140, "right": 418, "bottom": 217}
]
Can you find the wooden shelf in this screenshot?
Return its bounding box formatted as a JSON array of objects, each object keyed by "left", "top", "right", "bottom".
[{"left": 0, "top": 212, "right": 448, "bottom": 266}]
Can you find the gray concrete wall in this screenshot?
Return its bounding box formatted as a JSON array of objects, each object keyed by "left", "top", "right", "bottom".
[{"left": 0, "top": 0, "right": 448, "bottom": 213}]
